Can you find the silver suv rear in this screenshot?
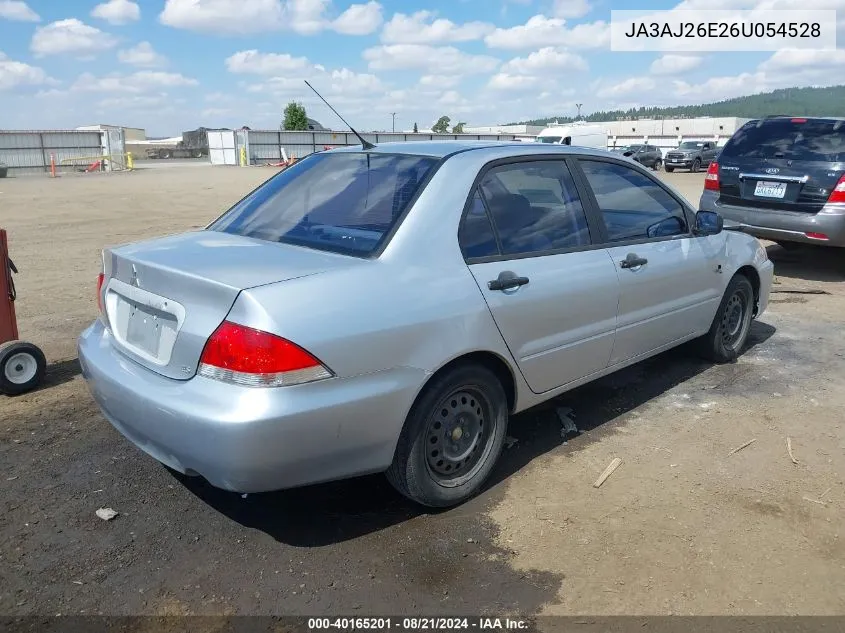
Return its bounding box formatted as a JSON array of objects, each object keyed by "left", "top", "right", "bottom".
[{"left": 699, "top": 116, "right": 845, "bottom": 247}]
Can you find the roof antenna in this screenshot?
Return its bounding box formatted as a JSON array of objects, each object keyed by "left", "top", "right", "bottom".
[{"left": 304, "top": 79, "right": 375, "bottom": 150}]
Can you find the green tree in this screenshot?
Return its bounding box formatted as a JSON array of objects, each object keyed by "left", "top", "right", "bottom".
[
  {"left": 283, "top": 101, "right": 308, "bottom": 131},
  {"left": 452, "top": 122, "right": 466, "bottom": 134},
  {"left": 432, "top": 115, "right": 451, "bottom": 134},
  {"left": 413, "top": 122, "right": 419, "bottom": 133}
]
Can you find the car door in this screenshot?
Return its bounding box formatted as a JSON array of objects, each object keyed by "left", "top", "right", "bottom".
[
  {"left": 574, "top": 158, "right": 724, "bottom": 366},
  {"left": 701, "top": 142, "right": 716, "bottom": 164},
  {"left": 460, "top": 159, "right": 620, "bottom": 394}
]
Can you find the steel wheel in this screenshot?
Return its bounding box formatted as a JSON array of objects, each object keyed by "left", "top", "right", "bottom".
[
  {"left": 4, "top": 352, "right": 37, "bottom": 385},
  {"left": 719, "top": 288, "right": 751, "bottom": 352},
  {"left": 0, "top": 340, "right": 47, "bottom": 396},
  {"left": 424, "top": 387, "right": 493, "bottom": 486}
]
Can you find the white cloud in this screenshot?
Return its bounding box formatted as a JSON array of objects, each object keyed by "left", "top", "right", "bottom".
[
  {"left": 118, "top": 41, "right": 167, "bottom": 67},
  {"left": 0, "top": 51, "right": 53, "bottom": 90},
  {"left": 485, "top": 15, "right": 610, "bottom": 49},
  {"left": 225, "top": 50, "right": 313, "bottom": 74},
  {"left": 650, "top": 54, "right": 703, "bottom": 75},
  {"left": 31, "top": 19, "right": 118, "bottom": 58},
  {"left": 72, "top": 70, "right": 198, "bottom": 93},
  {"left": 419, "top": 74, "right": 461, "bottom": 88},
  {"left": 381, "top": 10, "right": 494, "bottom": 44},
  {"left": 487, "top": 73, "right": 543, "bottom": 91},
  {"left": 758, "top": 48, "right": 845, "bottom": 71},
  {"left": 552, "top": 0, "right": 592, "bottom": 18},
  {"left": 160, "top": 0, "right": 382, "bottom": 35},
  {"left": 91, "top": 0, "right": 140, "bottom": 25},
  {"left": 596, "top": 76, "right": 657, "bottom": 98},
  {"left": 332, "top": 1, "right": 383, "bottom": 34},
  {"left": 500, "top": 47, "right": 588, "bottom": 74},
  {"left": 0, "top": 0, "right": 39, "bottom": 21},
  {"left": 363, "top": 44, "right": 500, "bottom": 75}
]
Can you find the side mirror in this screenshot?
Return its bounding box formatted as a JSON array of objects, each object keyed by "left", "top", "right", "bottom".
[{"left": 695, "top": 210, "right": 723, "bottom": 236}]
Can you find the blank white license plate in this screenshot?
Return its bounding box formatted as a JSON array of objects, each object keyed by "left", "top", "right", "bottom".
[
  {"left": 754, "top": 181, "right": 787, "bottom": 199},
  {"left": 125, "top": 305, "right": 163, "bottom": 356}
]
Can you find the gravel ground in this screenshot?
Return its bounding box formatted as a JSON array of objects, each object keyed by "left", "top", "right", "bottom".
[{"left": 1, "top": 165, "right": 844, "bottom": 617}]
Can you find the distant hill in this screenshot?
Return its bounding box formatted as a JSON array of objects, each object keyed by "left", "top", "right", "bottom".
[{"left": 511, "top": 85, "right": 845, "bottom": 126}]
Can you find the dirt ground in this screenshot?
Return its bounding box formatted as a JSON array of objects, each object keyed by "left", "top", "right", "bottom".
[{"left": 1, "top": 164, "right": 844, "bottom": 617}]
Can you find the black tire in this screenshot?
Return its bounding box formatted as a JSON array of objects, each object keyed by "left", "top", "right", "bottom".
[
  {"left": 0, "top": 340, "right": 46, "bottom": 396},
  {"left": 696, "top": 275, "right": 754, "bottom": 363},
  {"left": 160, "top": 150, "right": 172, "bottom": 159},
  {"left": 653, "top": 159, "right": 662, "bottom": 171},
  {"left": 665, "top": 166, "right": 674, "bottom": 173},
  {"left": 691, "top": 158, "right": 702, "bottom": 173},
  {"left": 386, "top": 363, "right": 508, "bottom": 507}
]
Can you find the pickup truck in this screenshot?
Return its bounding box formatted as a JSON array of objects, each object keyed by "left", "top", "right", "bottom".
[
  {"left": 664, "top": 141, "right": 719, "bottom": 173},
  {"left": 145, "top": 144, "right": 206, "bottom": 159}
]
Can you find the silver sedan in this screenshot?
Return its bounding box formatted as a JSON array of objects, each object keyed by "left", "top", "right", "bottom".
[{"left": 78, "top": 141, "right": 774, "bottom": 507}]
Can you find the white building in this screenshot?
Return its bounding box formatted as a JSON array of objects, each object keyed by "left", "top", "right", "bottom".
[{"left": 76, "top": 124, "right": 146, "bottom": 143}]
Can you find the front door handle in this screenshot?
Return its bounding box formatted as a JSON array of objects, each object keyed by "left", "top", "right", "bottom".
[
  {"left": 619, "top": 253, "right": 648, "bottom": 269},
  {"left": 488, "top": 271, "right": 530, "bottom": 291}
]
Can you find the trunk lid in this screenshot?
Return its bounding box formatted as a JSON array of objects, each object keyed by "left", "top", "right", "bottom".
[
  {"left": 716, "top": 118, "right": 845, "bottom": 213},
  {"left": 102, "top": 230, "right": 359, "bottom": 380}
]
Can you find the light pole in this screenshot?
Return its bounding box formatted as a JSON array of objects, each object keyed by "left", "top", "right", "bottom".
[
  {"left": 576, "top": 103, "right": 583, "bottom": 120},
  {"left": 390, "top": 112, "right": 397, "bottom": 133}
]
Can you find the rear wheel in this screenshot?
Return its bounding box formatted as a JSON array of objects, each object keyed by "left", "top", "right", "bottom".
[
  {"left": 691, "top": 158, "right": 702, "bottom": 173},
  {"left": 696, "top": 275, "right": 754, "bottom": 363},
  {"left": 653, "top": 159, "right": 662, "bottom": 171},
  {"left": 386, "top": 363, "right": 508, "bottom": 507},
  {"left": 0, "top": 341, "right": 46, "bottom": 396}
]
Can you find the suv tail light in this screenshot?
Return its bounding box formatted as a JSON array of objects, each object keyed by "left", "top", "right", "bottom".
[
  {"left": 198, "top": 321, "right": 333, "bottom": 387},
  {"left": 96, "top": 273, "right": 105, "bottom": 314},
  {"left": 704, "top": 161, "right": 720, "bottom": 191},
  {"left": 828, "top": 174, "right": 845, "bottom": 204}
]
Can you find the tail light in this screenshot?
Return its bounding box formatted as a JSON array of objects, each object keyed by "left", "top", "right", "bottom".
[
  {"left": 704, "top": 161, "right": 720, "bottom": 191},
  {"left": 198, "top": 321, "right": 333, "bottom": 387},
  {"left": 96, "top": 273, "right": 105, "bottom": 313},
  {"left": 827, "top": 174, "right": 845, "bottom": 204}
]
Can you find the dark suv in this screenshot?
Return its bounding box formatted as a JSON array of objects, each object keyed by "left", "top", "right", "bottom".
[
  {"left": 699, "top": 116, "right": 845, "bottom": 248},
  {"left": 612, "top": 144, "right": 663, "bottom": 170},
  {"left": 665, "top": 140, "right": 719, "bottom": 173}
]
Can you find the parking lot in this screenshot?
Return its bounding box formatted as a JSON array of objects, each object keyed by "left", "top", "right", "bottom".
[{"left": 1, "top": 165, "right": 844, "bottom": 616}]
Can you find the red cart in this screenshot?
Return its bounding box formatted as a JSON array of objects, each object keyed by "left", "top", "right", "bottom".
[{"left": 1, "top": 229, "right": 46, "bottom": 395}]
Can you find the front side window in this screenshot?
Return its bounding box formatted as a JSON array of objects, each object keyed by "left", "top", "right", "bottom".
[
  {"left": 208, "top": 152, "right": 438, "bottom": 256},
  {"left": 579, "top": 160, "right": 689, "bottom": 242},
  {"left": 475, "top": 160, "right": 591, "bottom": 256}
]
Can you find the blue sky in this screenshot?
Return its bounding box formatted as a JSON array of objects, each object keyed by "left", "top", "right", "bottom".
[{"left": 0, "top": 0, "right": 843, "bottom": 135}]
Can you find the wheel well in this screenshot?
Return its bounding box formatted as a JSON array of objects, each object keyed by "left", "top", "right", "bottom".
[
  {"left": 430, "top": 352, "right": 517, "bottom": 413},
  {"left": 736, "top": 265, "right": 761, "bottom": 316}
]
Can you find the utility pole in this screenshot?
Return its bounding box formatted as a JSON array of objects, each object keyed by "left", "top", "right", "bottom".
[
  {"left": 576, "top": 103, "right": 583, "bottom": 120},
  {"left": 390, "top": 112, "right": 397, "bottom": 133}
]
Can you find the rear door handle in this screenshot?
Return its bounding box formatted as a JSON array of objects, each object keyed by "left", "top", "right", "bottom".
[
  {"left": 619, "top": 253, "right": 648, "bottom": 269},
  {"left": 488, "top": 271, "right": 530, "bottom": 291}
]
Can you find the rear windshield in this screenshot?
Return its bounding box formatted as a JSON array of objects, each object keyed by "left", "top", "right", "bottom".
[
  {"left": 720, "top": 118, "right": 845, "bottom": 162},
  {"left": 208, "top": 152, "right": 438, "bottom": 256}
]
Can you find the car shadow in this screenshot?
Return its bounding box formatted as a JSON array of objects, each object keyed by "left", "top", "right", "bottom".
[
  {"left": 2, "top": 357, "right": 82, "bottom": 397},
  {"left": 175, "top": 320, "right": 776, "bottom": 547},
  {"left": 767, "top": 243, "right": 845, "bottom": 283}
]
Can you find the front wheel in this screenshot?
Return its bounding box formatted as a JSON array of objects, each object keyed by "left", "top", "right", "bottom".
[
  {"left": 691, "top": 158, "right": 702, "bottom": 173},
  {"left": 386, "top": 364, "right": 508, "bottom": 507},
  {"left": 0, "top": 341, "right": 46, "bottom": 396},
  {"left": 653, "top": 159, "right": 662, "bottom": 171},
  {"left": 696, "top": 275, "right": 754, "bottom": 363}
]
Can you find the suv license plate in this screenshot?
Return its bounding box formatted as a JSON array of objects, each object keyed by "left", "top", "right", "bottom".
[{"left": 754, "top": 181, "right": 787, "bottom": 199}]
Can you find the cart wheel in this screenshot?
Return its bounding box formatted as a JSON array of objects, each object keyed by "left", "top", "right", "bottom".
[{"left": 0, "top": 341, "right": 47, "bottom": 396}]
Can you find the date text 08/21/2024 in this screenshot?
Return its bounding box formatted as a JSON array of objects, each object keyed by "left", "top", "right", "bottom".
[{"left": 307, "top": 617, "right": 531, "bottom": 631}]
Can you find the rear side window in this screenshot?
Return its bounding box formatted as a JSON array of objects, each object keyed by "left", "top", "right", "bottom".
[
  {"left": 477, "top": 160, "right": 591, "bottom": 256},
  {"left": 721, "top": 119, "right": 845, "bottom": 162},
  {"left": 208, "top": 152, "right": 437, "bottom": 256}
]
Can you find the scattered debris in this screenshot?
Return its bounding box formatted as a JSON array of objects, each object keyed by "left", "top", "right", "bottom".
[
  {"left": 466, "top": 538, "right": 475, "bottom": 543},
  {"left": 819, "top": 487, "right": 831, "bottom": 501},
  {"left": 504, "top": 436, "right": 519, "bottom": 449},
  {"left": 786, "top": 437, "right": 798, "bottom": 465},
  {"left": 650, "top": 446, "right": 672, "bottom": 454},
  {"left": 803, "top": 496, "right": 827, "bottom": 506},
  {"left": 72, "top": 581, "right": 83, "bottom": 585},
  {"left": 593, "top": 458, "right": 622, "bottom": 488},
  {"left": 728, "top": 439, "right": 756, "bottom": 456},
  {"left": 770, "top": 288, "right": 830, "bottom": 295},
  {"left": 95, "top": 507, "right": 118, "bottom": 521},
  {"left": 557, "top": 407, "right": 579, "bottom": 437},
  {"left": 6, "top": 476, "right": 18, "bottom": 481}
]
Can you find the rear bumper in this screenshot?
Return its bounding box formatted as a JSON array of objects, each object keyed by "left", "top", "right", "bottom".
[
  {"left": 78, "top": 320, "right": 425, "bottom": 493},
  {"left": 756, "top": 259, "right": 774, "bottom": 318},
  {"left": 701, "top": 191, "right": 845, "bottom": 247}
]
